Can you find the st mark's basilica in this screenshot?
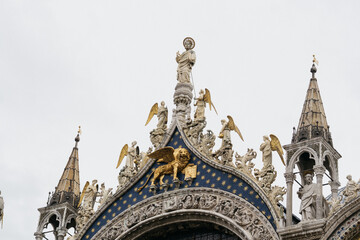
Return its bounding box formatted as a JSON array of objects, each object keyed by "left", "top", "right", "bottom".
[{"left": 32, "top": 38, "right": 360, "bottom": 240}]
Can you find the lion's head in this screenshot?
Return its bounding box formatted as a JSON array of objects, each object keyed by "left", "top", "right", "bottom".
[{"left": 174, "top": 147, "right": 191, "bottom": 163}]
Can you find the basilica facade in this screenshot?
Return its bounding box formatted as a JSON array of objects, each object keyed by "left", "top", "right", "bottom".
[{"left": 34, "top": 39, "right": 360, "bottom": 240}]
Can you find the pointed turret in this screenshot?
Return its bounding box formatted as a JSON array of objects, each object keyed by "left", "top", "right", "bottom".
[
  {"left": 35, "top": 128, "right": 81, "bottom": 240},
  {"left": 282, "top": 57, "right": 341, "bottom": 232},
  {"left": 50, "top": 131, "right": 81, "bottom": 208},
  {"left": 292, "top": 59, "right": 332, "bottom": 145}
]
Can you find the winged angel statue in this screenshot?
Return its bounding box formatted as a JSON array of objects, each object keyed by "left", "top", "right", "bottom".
[
  {"left": 194, "top": 88, "right": 217, "bottom": 121},
  {"left": 219, "top": 115, "right": 244, "bottom": 146},
  {"left": 213, "top": 115, "right": 244, "bottom": 165},
  {"left": 254, "top": 134, "right": 285, "bottom": 193},
  {"left": 145, "top": 101, "right": 168, "bottom": 130},
  {"left": 137, "top": 146, "right": 192, "bottom": 192},
  {"left": 145, "top": 101, "right": 168, "bottom": 148}
]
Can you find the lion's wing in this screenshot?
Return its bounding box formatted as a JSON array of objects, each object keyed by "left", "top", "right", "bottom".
[{"left": 148, "top": 147, "right": 175, "bottom": 163}]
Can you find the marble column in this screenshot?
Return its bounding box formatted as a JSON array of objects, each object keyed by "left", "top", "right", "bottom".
[
  {"left": 284, "top": 172, "right": 295, "bottom": 226},
  {"left": 329, "top": 180, "right": 341, "bottom": 200},
  {"left": 314, "top": 165, "right": 326, "bottom": 219},
  {"left": 57, "top": 228, "right": 67, "bottom": 240}
]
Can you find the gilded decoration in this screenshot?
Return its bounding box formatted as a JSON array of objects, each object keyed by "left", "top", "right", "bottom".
[{"left": 78, "top": 128, "right": 278, "bottom": 240}]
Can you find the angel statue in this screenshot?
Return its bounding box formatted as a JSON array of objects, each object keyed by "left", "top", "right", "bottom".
[
  {"left": 145, "top": 101, "right": 168, "bottom": 130},
  {"left": 117, "top": 141, "right": 139, "bottom": 170},
  {"left": 254, "top": 135, "right": 285, "bottom": 193},
  {"left": 137, "top": 146, "right": 192, "bottom": 192},
  {"left": 98, "top": 183, "right": 113, "bottom": 207},
  {"left": 194, "top": 88, "right": 217, "bottom": 122},
  {"left": 78, "top": 180, "right": 98, "bottom": 211},
  {"left": 76, "top": 180, "right": 99, "bottom": 230},
  {"left": 0, "top": 190, "right": 4, "bottom": 229},
  {"left": 176, "top": 37, "right": 196, "bottom": 84},
  {"left": 214, "top": 116, "right": 243, "bottom": 166},
  {"left": 219, "top": 115, "right": 244, "bottom": 148}
]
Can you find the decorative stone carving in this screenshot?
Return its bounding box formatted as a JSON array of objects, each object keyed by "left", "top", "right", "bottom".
[
  {"left": 327, "top": 195, "right": 343, "bottom": 216},
  {"left": 98, "top": 183, "right": 113, "bottom": 208},
  {"left": 94, "top": 189, "right": 278, "bottom": 240},
  {"left": 198, "top": 194, "right": 217, "bottom": 210},
  {"left": 214, "top": 147, "right": 235, "bottom": 167},
  {"left": 183, "top": 119, "right": 206, "bottom": 145},
  {"left": 235, "top": 148, "right": 257, "bottom": 179},
  {"left": 173, "top": 83, "right": 193, "bottom": 124},
  {"left": 139, "top": 202, "right": 162, "bottom": 221},
  {"left": 215, "top": 199, "right": 234, "bottom": 217},
  {"left": 164, "top": 197, "right": 178, "bottom": 212},
  {"left": 150, "top": 128, "right": 166, "bottom": 149},
  {"left": 342, "top": 175, "right": 360, "bottom": 204},
  {"left": 100, "top": 224, "right": 124, "bottom": 240},
  {"left": 198, "top": 130, "right": 216, "bottom": 158},
  {"left": 233, "top": 207, "right": 253, "bottom": 226},
  {"left": 124, "top": 211, "right": 140, "bottom": 228},
  {"left": 268, "top": 186, "right": 286, "bottom": 217},
  {"left": 117, "top": 165, "right": 136, "bottom": 191}
]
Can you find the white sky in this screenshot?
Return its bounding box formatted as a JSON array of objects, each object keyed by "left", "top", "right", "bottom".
[{"left": 1, "top": 1, "right": 360, "bottom": 239}]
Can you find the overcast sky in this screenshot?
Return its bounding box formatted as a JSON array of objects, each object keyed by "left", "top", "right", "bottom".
[{"left": 1, "top": 1, "right": 360, "bottom": 239}]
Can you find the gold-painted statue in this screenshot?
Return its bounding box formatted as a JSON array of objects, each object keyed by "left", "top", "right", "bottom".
[
  {"left": 137, "top": 147, "right": 191, "bottom": 192},
  {"left": 194, "top": 88, "right": 217, "bottom": 121}
]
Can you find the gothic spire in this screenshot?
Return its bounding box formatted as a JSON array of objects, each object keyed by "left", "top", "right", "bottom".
[
  {"left": 292, "top": 57, "right": 332, "bottom": 145},
  {"left": 50, "top": 127, "right": 81, "bottom": 208}
]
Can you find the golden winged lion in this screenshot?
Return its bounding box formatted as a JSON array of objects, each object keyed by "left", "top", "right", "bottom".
[{"left": 137, "top": 146, "right": 191, "bottom": 192}]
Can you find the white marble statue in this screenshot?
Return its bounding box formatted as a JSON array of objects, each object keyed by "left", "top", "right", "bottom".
[
  {"left": 157, "top": 101, "right": 168, "bottom": 129},
  {"left": 126, "top": 141, "right": 138, "bottom": 169},
  {"left": 235, "top": 149, "right": 257, "bottom": 178},
  {"left": 117, "top": 165, "right": 136, "bottom": 191},
  {"left": 0, "top": 190, "right": 3, "bottom": 228},
  {"left": 194, "top": 89, "right": 206, "bottom": 121},
  {"left": 298, "top": 174, "right": 317, "bottom": 221},
  {"left": 98, "top": 183, "right": 113, "bottom": 207},
  {"left": 260, "top": 136, "right": 272, "bottom": 169},
  {"left": 83, "top": 180, "right": 98, "bottom": 211},
  {"left": 176, "top": 37, "right": 196, "bottom": 83},
  {"left": 343, "top": 175, "right": 360, "bottom": 203}
]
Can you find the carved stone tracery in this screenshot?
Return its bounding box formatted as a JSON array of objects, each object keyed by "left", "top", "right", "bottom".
[{"left": 94, "top": 189, "right": 278, "bottom": 240}]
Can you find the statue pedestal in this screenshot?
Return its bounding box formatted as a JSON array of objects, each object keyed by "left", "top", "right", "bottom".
[
  {"left": 173, "top": 83, "right": 193, "bottom": 125},
  {"left": 277, "top": 218, "right": 326, "bottom": 240}
]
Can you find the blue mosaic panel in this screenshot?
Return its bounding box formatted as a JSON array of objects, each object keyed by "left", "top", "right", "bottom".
[{"left": 81, "top": 128, "right": 276, "bottom": 240}]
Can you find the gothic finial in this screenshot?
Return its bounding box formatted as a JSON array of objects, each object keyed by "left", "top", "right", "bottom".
[
  {"left": 311, "top": 55, "right": 318, "bottom": 78},
  {"left": 75, "top": 126, "right": 81, "bottom": 147}
]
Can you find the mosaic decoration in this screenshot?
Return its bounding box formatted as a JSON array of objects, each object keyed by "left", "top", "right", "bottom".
[{"left": 81, "top": 128, "right": 276, "bottom": 240}]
